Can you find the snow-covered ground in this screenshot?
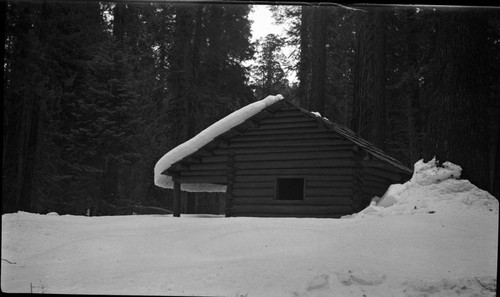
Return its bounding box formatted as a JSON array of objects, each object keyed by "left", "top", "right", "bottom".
[{"left": 2, "top": 159, "right": 498, "bottom": 296}]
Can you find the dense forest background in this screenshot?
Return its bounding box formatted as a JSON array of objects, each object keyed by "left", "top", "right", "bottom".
[{"left": 2, "top": 1, "right": 499, "bottom": 215}]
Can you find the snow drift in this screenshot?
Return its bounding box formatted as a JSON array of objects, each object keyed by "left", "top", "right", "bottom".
[{"left": 345, "top": 157, "right": 498, "bottom": 218}]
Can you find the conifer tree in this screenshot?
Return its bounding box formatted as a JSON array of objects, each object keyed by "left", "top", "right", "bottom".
[
  {"left": 424, "top": 10, "right": 491, "bottom": 191},
  {"left": 251, "top": 33, "right": 289, "bottom": 99}
]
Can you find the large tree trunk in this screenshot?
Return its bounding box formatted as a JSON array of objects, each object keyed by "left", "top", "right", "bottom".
[
  {"left": 424, "top": 10, "right": 490, "bottom": 191},
  {"left": 372, "top": 8, "right": 387, "bottom": 151},
  {"left": 351, "top": 10, "right": 384, "bottom": 146},
  {"left": 298, "top": 6, "right": 311, "bottom": 107},
  {"left": 168, "top": 5, "right": 200, "bottom": 214},
  {"left": 351, "top": 17, "right": 364, "bottom": 134},
  {"left": 1, "top": 1, "right": 6, "bottom": 173},
  {"left": 405, "top": 8, "right": 422, "bottom": 165},
  {"left": 309, "top": 6, "right": 327, "bottom": 114},
  {"left": 184, "top": 6, "right": 204, "bottom": 214},
  {"left": 13, "top": 4, "right": 47, "bottom": 212},
  {"left": 18, "top": 93, "right": 41, "bottom": 211}
]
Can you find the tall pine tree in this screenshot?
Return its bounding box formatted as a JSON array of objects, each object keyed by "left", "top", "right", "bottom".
[{"left": 424, "top": 9, "right": 491, "bottom": 192}]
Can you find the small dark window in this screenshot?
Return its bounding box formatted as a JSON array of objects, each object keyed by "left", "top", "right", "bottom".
[{"left": 276, "top": 178, "right": 304, "bottom": 200}]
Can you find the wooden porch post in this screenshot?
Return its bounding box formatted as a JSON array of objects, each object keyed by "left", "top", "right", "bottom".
[
  {"left": 173, "top": 181, "right": 181, "bottom": 217},
  {"left": 225, "top": 151, "right": 236, "bottom": 217}
]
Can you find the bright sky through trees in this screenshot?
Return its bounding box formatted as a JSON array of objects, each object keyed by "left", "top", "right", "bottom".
[
  {"left": 249, "top": 5, "right": 284, "bottom": 41},
  {"left": 247, "top": 5, "right": 297, "bottom": 84}
]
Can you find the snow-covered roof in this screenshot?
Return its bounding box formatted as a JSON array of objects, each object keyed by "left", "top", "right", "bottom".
[
  {"left": 154, "top": 95, "right": 284, "bottom": 191},
  {"left": 154, "top": 94, "right": 412, "bottom": 192}
]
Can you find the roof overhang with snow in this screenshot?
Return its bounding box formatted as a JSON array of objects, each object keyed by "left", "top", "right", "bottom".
[{"left": 154, "top": 95, "right": 285, "bottom": 191}]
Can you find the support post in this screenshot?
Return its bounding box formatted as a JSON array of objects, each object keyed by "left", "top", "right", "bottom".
[
  {"left": 225, "top": 151, "right": 236, "bottom": 217},
  {"left": 173, "top": 181, "right": 181, "bottom": 217}
]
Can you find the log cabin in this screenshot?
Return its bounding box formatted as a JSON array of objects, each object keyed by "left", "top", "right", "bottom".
[{"left": 154, "top": 95, "right": 412, "bottom": 218}]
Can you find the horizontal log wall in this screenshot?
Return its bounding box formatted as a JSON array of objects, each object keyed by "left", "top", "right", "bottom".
[
  {"left": 171, "top": 107, "right": 361, "bottom": 217},
  {"left": 361, "top": 182, "right": 391, "bottom": 198},
  {"left": 231, "top": 187, "right": 352, "bottom": 197},
  {"left": 259, "top": 115, "right": 314, "bottom": 124},
  {"left": 348, "top": 156, "right": 409, "bottom": 211},
  {"left": 232, "top": 196, "right": 353, "bottom": 206},
  {"left": 231, "top": 204, "right": 354, "bottom": 216},
  {"left": 213, "top": 144, "right": 355, "bottom": 155},
  {"left": 229, "top": 138, "right": 349, "bottom": 148},
  {"left": 182, "top": 157, "right": 353, "bottom": 172},
  {"left": 173, "top": 175, "right": 226, "bottom": 184},
  {"left": 231, "top": 132, "right": 343, "bottom": 142},
  {"left": 363, "top": 166, "right": 405, "bottom": 182},
  {"left": 173, "top": 111, "right": 354, "bottom": 180},
  {"left": 359, "top": 166, "right": 404, "bottom": 199},
  {"left": 228, "top": 108, "right": 356, "bottom": 217},
  {"left": 233, "top": 172, "right": 353, "bottom": 182}
]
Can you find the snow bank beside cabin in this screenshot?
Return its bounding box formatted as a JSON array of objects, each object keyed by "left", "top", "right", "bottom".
[
  {"left": 154, "top": 94, "right": 284, "bottom": 192},
  {"left": 346, "top": 157, "right": 498, "bottom": 218}
]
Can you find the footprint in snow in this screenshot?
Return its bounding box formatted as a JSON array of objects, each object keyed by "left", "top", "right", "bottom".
[
  {"left": 336, "top": 269, "right": 386, "bottom": 286},
  {"left": 306, "top": 274, "right": 329, "bottom": 291}
]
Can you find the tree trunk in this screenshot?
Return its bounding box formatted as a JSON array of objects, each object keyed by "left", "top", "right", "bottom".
[
  {"left": 14, "top": 3, "right": 48, "bottom": 212},
  {"left": 372, "top": 8, "right": 386, "bottom": 151},
  {"left": 184, "top": 6, "right": 204, "bottom": 214},
  {"left": 173, "top": 181, "right": 181, "bottom": 217},
  {"left": 351, "top": 12, "right": 374, "bottom": 140},
  {"left": 1, "top": 0, "right": 8, "bottom": 184},
  {"left": 112, "top": 3, "right": 126, "bottom": 42},
  {"left": 101, "top": 157, "right": 118, "bottom": 202},
  {"left": 298, "top": 6, "right": 311, "bottom": 107},
  {"left": 310, "top": 6, "right": 327, "bottom": 114},
  {"left": 405, "top": 8, "right": 421, "bottom": 165},
  {"left": 351, "top": 9, "right": 388, "bottom": 152},
  {"left": 168, "top": 5, "right": 201, "bottom": 214},
  {"left": 18, "top": 94, "right": 41, "bottom": 211},
  {"left": 351, "top": 17, "right": 364, "bottom": 134},
  {"left": 424, "top": 10, "right": 490, "bottom": 191}
]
